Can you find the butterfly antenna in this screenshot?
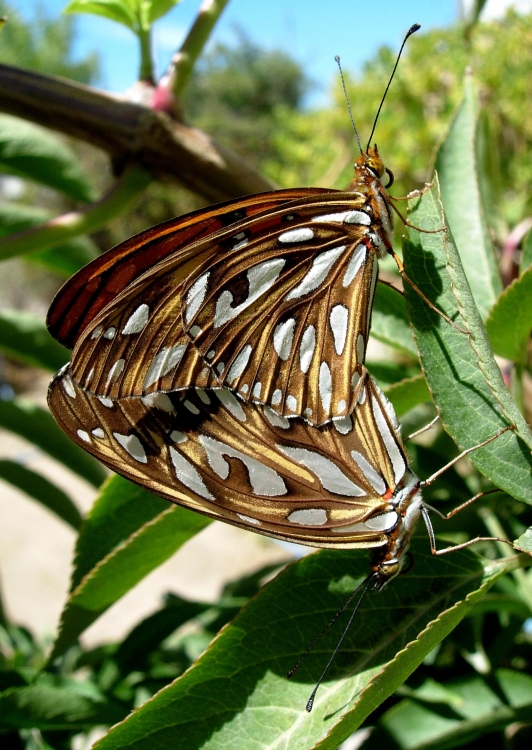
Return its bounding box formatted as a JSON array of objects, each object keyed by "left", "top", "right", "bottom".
[
  {"left": 365, "top": 23, "right": 421, "bottom": 152},
  {"left": 304, "top": 576, "right": 373, "bottom": 712},
  {"left": 335, "top": 55, "right": 363, "bottom": 155},
  {"left": 287, "top": 574, "right": 372, "bottom": 682}
]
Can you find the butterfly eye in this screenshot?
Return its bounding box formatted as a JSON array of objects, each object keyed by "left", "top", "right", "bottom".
[
  {"left": 384, "top": 168, "right": 394, "bottom": 188},
  {"left": 377, "top": 558, "right": 401, "bottom": 581}
]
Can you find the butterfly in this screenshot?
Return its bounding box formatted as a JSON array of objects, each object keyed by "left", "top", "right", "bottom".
[
  {"left": 46, "top": 151, "right": 393, "bottom": 427},
  {"left": 48, "top": 364, "right": 421, "bottom": 583}
]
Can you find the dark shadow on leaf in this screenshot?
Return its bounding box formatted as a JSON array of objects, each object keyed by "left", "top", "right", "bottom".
[{"left": 102, "top": 538, "right": 488, "bottom": 749}]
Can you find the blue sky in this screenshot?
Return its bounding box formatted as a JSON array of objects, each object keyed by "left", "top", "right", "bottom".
[
  {"left": 14, "top": 0, "right": 461, "bottom": 103},
  {"left": 15, "top": 0, "right": 526, "bottom": 105}
]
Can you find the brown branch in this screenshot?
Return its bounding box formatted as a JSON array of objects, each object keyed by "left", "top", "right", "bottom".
[{"left": 0, "top": 63, "right": 275, "bottom": 203}]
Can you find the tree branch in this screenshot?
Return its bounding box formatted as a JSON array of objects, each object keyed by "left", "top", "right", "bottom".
[{"left": 0, "top": 63, "right": 275, "bottom": 203}]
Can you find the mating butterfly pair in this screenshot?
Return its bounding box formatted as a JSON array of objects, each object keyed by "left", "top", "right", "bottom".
[
  {"left": 45, "top": 22, "right": 517, "bottom": 711},
  {"left": 47, "top": 142, "right": 426, "bottom": 588}
]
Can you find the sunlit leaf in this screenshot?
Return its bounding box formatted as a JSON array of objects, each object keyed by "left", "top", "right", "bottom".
[
  {"left": 514, "top": 527, "right": 532, "bottom": 557},
  {"left": 433, "top": 74, "right": 501, "bottom": 318},
  {"left": 403, "top": 177, "right": 532, "bottom": 504},
  {"left": 50, "top": 476, "right": 210, "bottom": 659},
  {"left": 485, "top": 266, "right": 532, "bottom": 363},
  {"left": 0, "top": 114, "right": 95, "bottom": 201}
]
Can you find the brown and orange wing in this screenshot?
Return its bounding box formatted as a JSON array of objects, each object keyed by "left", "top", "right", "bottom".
[
  {"left": 48, "top": 370, "right": 408, "bottom": 549},
  {"left": 47, "top": 188, "right": 334, "bottom": 349},
  {"left": 66, "top": 193, "right": 381, "bottom": 425}
]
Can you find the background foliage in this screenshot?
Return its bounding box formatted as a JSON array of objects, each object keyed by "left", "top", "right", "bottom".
[{"left": 0, "top": 1, "right": 531, "bottom": 749}]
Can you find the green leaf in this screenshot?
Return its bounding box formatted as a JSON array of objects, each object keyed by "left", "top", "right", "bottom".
[
  {"left": 51, "top": 476, "right": 210, "bottom": 659},
  {"left": 403, "top": 177, "right": 532, "bottom": 505},
  {"left": 384, "top": 375, "right": 431, "bottom": 418},
  {"left": 114, "top": 594, "right": 211, "bottom": 672},
  {"left": 0, "top": 681, "right": 127, "bottom": 732},
  {"left": 0, "top": 460, "right": 82, "bottom": 530},
  {"left": 514, "top": 527, "right": 532, "bottom": 556},
  {"left": 485, "top": 266, "right": 532, "bottom": 363},
  {"left": 0, "top": 397, "right": 105, "bottom": 487},
  {"left": 93, "top": 542, "right": 509, "bottom": 750},
  {"left": 0, "top": 309, "right": 68, "bottom": 371},
  {"left": 467, "top": 592, "right": 530, "bottom": 619},
  {"left": 365, "top": 670, "right": 532, "bottom": 750},
  {"left": 146, "top": 0, "right": 183, "bottom": 24},
  {"left": 70, "top": 475, "right": 168, "bottom": 589},
  {"left": 0, "top": 114, "right": 95, "bottom": 202},
  {"left": 63, "top": 0, "right": 183, "bottom": 33},
  {"left": 521, "top": 229, "right": 532, "bottom": 273},
  {"left": 63, "top": 1, "right": 138, "bottom": 32},
  {"left": 372, "top": 282, "right": 416, "bottom": 356},
  {"left": 398, "top": 677, "right": 465, "bottom": 707},
  {"left": 434, "top": 73, "right": 501, "bottom": 319},
  {"left": 0, "top": 203, "right": 98, "bottom": 276}
]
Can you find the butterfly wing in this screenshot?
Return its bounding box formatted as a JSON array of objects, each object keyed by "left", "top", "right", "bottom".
[
  {"left": 48, "top": 370, "right": 408, "bottom": 548},
  {"left": 181, "top": 196, "right": 381, "bottom": 425},
  {"left": 66, "top": 192, "right": 381, "bottom": 426},
  {"left": 47, "top": 188, "right": 333, "bottom": 349}
]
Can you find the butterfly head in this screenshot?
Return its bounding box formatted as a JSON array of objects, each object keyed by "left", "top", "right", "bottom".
[
  {"left": 354, "top": 145, "right": 394, "bottom": 189},
  {"left": 372, "top": 558, "right": 402, "bottom": 590}
]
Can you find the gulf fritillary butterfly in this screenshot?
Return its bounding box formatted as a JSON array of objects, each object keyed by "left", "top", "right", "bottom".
[
  {"left": 49, "top": 365, "right": 422, "bottom": 566},
  {"left": 47, "top": 162, "right": 389, "bottom": 427},
  {"left": 47, "top": 358, "right": 509, "bottom": 596},
  {"left": 44, "top": 20, "right": 446, "bottom": 598}
]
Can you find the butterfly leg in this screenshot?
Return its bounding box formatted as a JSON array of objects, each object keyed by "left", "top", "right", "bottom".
[
  {"left": 389, "top": 199, "right": 445, "bottom": 234},
  {"left": 419, "top": 425, "right": 516, "bottom": 555},
  {"left": 406, "top": 414, "right": 440, "bottom": 441},
  {"left": 420, "top": 504, "right": 514, "bottom": 556},
  {"left": 423, "top": 488, "right": 502, "bottom": 521},
  {"left": 390, "top": 250, "right": 469, "bottom": 334},
  {"left": 419, "top": 426, "right": 514, "bottom": 488},
  {"left": 390, "top": 184, "right": 433, "bottom": 202}
]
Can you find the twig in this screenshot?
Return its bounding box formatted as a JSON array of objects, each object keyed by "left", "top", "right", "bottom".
[
  {"left": 0, "top": 163, "right": 152, "bottom": 260},
  {"left": 167, "top": 0, "right": 231, "bottom": 99}
]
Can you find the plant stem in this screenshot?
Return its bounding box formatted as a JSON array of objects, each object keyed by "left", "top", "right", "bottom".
[
  {"left": 139, "top": 27, "right": 155, "bottom": 84},
  {"left": 0, "top": 163, "right": 152, "bottom": 261},
  {"left": 168, "top": 0, "right": 230, "bottom": 98}
]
